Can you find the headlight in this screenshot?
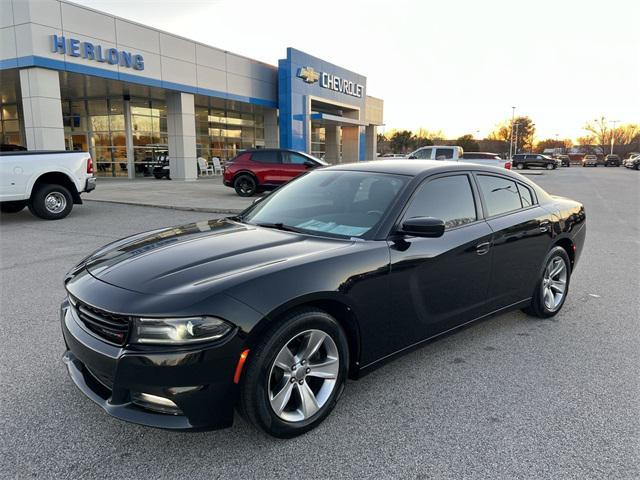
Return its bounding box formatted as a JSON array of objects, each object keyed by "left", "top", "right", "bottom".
[{"left": 131, "top": 316, "right": 233, "bottom": 345}]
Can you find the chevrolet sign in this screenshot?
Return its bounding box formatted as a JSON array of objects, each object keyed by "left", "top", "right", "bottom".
[
  {"left": 297, "top": 67, "right": 320, "bottom": 83},
  {"left": 297, "top": 66, "right": 364, "bottom": 98}
]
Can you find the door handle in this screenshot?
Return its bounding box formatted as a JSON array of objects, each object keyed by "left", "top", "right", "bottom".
[
  {"left": 476, "top": 242, "right": 491, "bottom": 255},
  {"left": 539, "top": 220, "right": 551, "bottom": 233}
]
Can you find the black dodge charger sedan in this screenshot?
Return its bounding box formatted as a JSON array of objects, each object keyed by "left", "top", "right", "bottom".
[{"left": 61, "top": 160, "right": 586, "bottom": 437}]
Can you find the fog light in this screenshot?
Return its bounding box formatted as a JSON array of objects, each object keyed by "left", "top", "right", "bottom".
[{"left": 131, "top": 392, "right": 182, "bottom": 415}]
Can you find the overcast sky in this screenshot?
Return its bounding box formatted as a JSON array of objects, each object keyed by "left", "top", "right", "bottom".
[{"left": 73, "top": 0, "right": 639, "bottom": 141}]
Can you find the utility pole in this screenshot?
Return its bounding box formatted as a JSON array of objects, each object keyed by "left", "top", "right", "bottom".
[
  {"left": 514, "top": 123, "right": 520, "bottom": 155},
  {"left": 609, "top": 120, "right": 620, "bottom": 155},
  {"left": 509, "top": 106, "right": 516, "bottom": 159}
]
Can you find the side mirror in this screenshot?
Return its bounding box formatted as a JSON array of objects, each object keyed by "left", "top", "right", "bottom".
[
  {"left": 304, "top": 160, "right": 317, "bottom": 168},
  {"left": 400, "top": 217, "right": 445, "bottom": 238},
  {"left": 408, "top": 155, "right": 417, "bottom": 159}
]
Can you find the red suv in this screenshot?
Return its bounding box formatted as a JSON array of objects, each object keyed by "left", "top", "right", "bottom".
[{"left": 223, "top": 149, "right": 327, "bottom": 196}]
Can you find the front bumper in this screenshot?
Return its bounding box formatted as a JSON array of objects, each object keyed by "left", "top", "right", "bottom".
[{"left": 60, "top": 299, "right": 242, "bottom": 430}]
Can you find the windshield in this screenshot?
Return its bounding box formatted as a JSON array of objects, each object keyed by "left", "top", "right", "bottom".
[{"left": 240, "top": 170, "right": 408, "bottom": 239}]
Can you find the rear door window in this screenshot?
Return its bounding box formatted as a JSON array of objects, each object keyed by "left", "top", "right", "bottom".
[
  {"left": 251, "top": 150, "right": 281, "bottom": 164},
  {"left": 476, "top": 175, "right": 523, "bottom": 217},
  {"left": 435, "top": 148, "right": 454, "bottom": 160}
]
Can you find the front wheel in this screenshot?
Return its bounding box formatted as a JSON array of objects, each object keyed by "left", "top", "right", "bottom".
[
  {"left": 523, "top": 246, "right": 571, "bottom": 318},
  {"left": 238, "top": 308, "right": 349, "bottom": 438},
  {"left": 28, "top": 184, "right": 73, "bottom": 220},
  {"left": 516, "top": 163, "right": 525, "bottom": 170},
  {"left": 0, "top": 201, "right": 27, "bottom": 214},
  {"left": 546, "top": 163, "right": 554, "bottom": 170}
]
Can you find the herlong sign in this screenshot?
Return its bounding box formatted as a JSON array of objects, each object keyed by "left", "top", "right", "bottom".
[{"left": 50, "top": 34, "right": 144, "bottom": 70}]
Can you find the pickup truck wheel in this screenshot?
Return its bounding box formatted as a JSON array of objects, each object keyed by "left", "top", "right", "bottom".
[
  {"left": 0, "top": 201, "right": 27, "bottom": 214},
  {"left": 516, "top": 163, "right": 525, "bottom": 170},
  {"left": 546, "top": 163, "right": 554, "bottom": 170},
  {"left": 28, "top": 184, "right": 73, "bottom": 220}
]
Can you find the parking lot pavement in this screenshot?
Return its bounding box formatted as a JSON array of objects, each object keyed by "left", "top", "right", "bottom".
[
  {"left": 87, "top": 176, "right": 253, "bottom": 213},
  {"left": 1, "top": 167, "right": 638, "bottom": 479}
]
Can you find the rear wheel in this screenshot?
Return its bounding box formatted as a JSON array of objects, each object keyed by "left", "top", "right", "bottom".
[
  {"left": 523, "top": 246, "right": 571, "bottom": 318},
  {"left": 0, "top": 201, "right": 27, "bottom": 214},
  {"left": 516, "top": 163, "right": 525, "bottom": 170},
  {"left": 28, "top": 184, "right": 73, "bottom": 220},
  {"left": 234, "top": 174, "right": 257, "bottom": 197},
  {"left": 238, "top": 308, "right": 349, "bottom": 438},
  {"left": 546, "top": 163, "right": 554, "bottom": 170}
]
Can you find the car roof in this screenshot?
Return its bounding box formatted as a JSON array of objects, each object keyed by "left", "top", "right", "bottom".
[{"left": 322, "top": 159, "right": 516, "bottom": 177}]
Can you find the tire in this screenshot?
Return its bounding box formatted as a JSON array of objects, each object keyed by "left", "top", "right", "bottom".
[
  {"left": 234, "top": 174, "right": 257, "bottom": 197},
  {"left": 238, "top": 308, "right": 349, "bottom": 438},
  {"left": 28, "top": 184, "right": 73, "bottom": 220},
  {"left": 516, "top": 163, "right": 525, "bottom": 170},
  {"left": 0, "top": 201, "right": 27, "bottom": 214},
  {"left": 546, "top": 163, "right": 554, "bottom": 170},
  {"left": 154, "top": 173, "right": 164, "bottom": 179},
  {"left": 522, "top": 246, "right": 571, "bottom": 318}
]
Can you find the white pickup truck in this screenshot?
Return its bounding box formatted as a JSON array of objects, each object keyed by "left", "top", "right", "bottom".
[
  {"left": 0, "top": 150, "right": 96, "bottom": 220},
  {"left": 406, "top": 146, "right": 512, "bottom": 169}
]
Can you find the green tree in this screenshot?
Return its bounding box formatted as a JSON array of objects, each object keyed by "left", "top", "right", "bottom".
[
  {"left": 389, "top": 130, "right": 415, "bottom": 154},
  {"left": 455, "top": 134, "right": 480, "bottom": 152}
]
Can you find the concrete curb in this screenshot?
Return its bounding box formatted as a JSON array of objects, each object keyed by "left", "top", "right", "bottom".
[{"left": 85, "top": 199, "right": 244, "bottom": 214}]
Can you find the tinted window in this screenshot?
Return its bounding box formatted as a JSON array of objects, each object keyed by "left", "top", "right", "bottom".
[
  {"left": 435, "top": 148, "right": 454, "bottom": 160},
  {"left": 414, "top": 148, "right": 432, "bottom": 159},
  {"left": 282, "top": 152, "right": 309, "bottom": 165},
  {"left": 405, "top": 175, "right": 477, "bottom": 229},
  {"left": 477, "top": 175, "right": 523, "bottom": 216},
  {"left": 251, "top": 150, "right": 280, "bottom": 164},
  {"left": 517, "top": 183, "right": 534, "bottom": 207}
]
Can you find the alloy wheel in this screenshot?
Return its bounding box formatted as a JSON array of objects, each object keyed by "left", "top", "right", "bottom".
[
  {"left": 268, "top": 329, "right": 339, "bottom": 422},
  {"left": 542, "top": 256, "right": 567, "bottom": 311},
  {"left": 44, "top": 192, "right": 67, "bottom": 214}
]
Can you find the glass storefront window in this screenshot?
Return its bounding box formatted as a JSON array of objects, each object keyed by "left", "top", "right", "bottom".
[
  {"left": 195, "top": 99, "right": 266, "bottom": 164},
  {"left": 0, "top": 71, "right": 24, "bottom": 147}
]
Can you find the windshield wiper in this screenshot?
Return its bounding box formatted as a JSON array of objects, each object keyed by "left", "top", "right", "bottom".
[{"left": 253, "top": 222, "right": 302, "bottom": 233}]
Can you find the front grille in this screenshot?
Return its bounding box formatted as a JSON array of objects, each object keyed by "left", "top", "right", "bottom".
[{"left": 70, "top": 296, "right": 130, "bottom": 346}]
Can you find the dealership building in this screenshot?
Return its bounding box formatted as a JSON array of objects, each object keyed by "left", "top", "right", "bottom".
[{"left": 0, "top": 0, "right": 383, "bottom": 179}]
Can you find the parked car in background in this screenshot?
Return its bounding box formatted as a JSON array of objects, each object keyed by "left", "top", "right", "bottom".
[
  {"left": 408, "top": 146, "right": 511, "bottom": 169},
  {"left": 378, "top": 153, "right": 406, "bottom": 158},
  {"left": 582, "top": 155, "right": 598, "bottom": 167},
  {"left": 61, "top": 160, "right": 586, "bottom": 437},
  {"left": 556, "top": 155, "right": 571, "bottom": 167},
  {"left": 461, "top": 152, "right": 511, "bottom": 169},
  {"left": 511, "top": 154, "right": 558, "bottom": 170},
  {"left": 624, "top": 154, "right": 640, "bottom": 170},
  {"left": 604, "top": 154, "right": 621, "bottom": 167},
  {"left": 0, "top": 150, "right": 96, "bottom": 219},
  {"left": 223, "top": 149, "right": 327, "bottom": 196}
]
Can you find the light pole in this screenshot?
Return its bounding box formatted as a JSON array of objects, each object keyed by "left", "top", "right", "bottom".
[
  {"left": 609, "top": 120, "right": 620, "bottom": 155},
  {"left": 509, "top": 106, "right": 516, "bottom": 159},
  {"left": 514, "top": 123, "right": 520, "bottom": 154}
]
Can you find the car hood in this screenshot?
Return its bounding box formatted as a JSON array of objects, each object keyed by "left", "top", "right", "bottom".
[{"left": 82, "top": 218, "right": 350, "bottom": 295}]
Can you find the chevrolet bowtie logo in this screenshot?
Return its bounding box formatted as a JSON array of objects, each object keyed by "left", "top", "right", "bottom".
[{"left": 297, "top": 66, "right": 320, "bottom": 84}]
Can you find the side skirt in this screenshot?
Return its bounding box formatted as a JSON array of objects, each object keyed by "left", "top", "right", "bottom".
[{"left": 354, "top": 298, "right": 531, "bottom": 378}]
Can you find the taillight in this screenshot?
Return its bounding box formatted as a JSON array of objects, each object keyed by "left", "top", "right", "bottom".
[
  {"left": 504, "top": 162, "right": 512, "bottom": 170},
  {"left": 86, "top": 156, "right": 94, "bottom": 174}
]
